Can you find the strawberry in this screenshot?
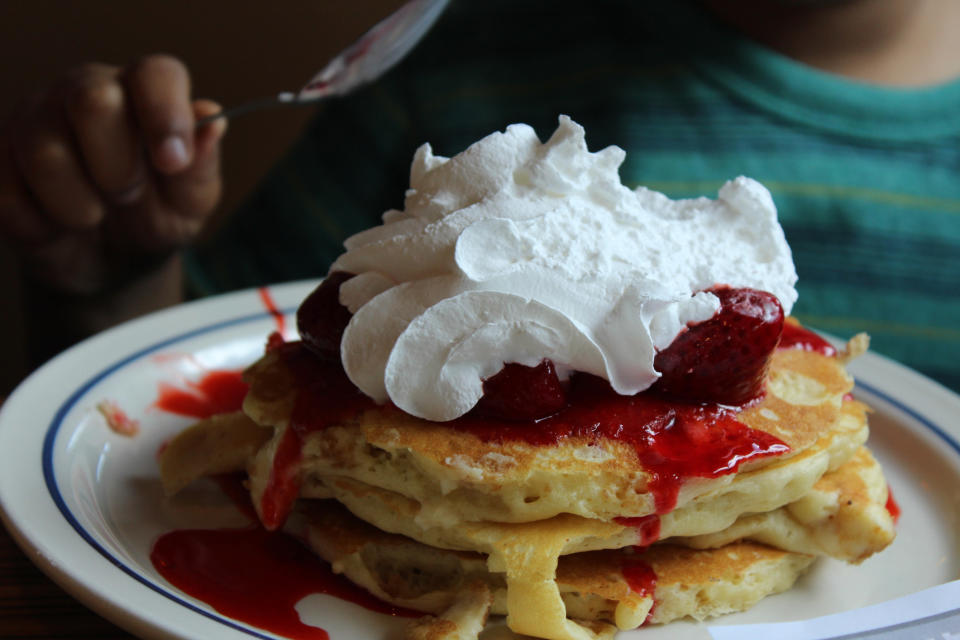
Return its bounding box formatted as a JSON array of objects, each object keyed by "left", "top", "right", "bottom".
[
  {"left": 474, "top": 359, "right": 568, "bottom": 421},
  {"left": 296, "top": 271, "right": 355, "bottom": 360},
  {"left": 652, "top": 286, "right": 784, "bottom": 405}
]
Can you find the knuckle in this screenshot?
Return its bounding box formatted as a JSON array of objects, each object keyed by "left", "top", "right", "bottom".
[
  {"left": 131, "top": 53, "right": 189, "bottom": 85},
  {"left": 19, "top": 135, "right": 71, "bottom": 178},
  {"left": 144, "top": 52, "right": 187, "bottom": 72},
  {"left": 75, "top": 201, "right": 105, "bottom": 228},
  {"left": 53, "top": 196, "right": 104, "bottom": 231},
  {"left": 126, "top": 54, "right": 194, "bottom": 139},
  {"left": 66, "top": 77, "right": 124, "bottom": 122}
]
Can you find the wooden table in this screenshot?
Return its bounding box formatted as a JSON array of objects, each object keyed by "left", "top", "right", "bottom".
[{"left": 0, "top": 524, "right": 132, "bottom": 638}]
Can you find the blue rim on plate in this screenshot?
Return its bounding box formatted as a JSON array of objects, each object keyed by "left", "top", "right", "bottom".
[
  {"left": 41, "top": 307, "right": 295, "bottom": 639},
  {"left": 855, "top": 380, "right": 960, "bottom": 458},
  {"left": 37, "top": 308, "right": 960, "bottom": 638}
]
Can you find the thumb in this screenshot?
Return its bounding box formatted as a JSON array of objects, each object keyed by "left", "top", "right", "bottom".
[{"left": 161, "top": 99, "right": 227, "bottom": 218}]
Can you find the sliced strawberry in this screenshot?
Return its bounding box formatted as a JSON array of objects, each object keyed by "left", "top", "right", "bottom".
[
  {"left": 296, "top": 271, "right": 355, "bottom": 360},
  {"left": 652, "top": 287, "right": 784, "bottom": 405},
  {"left": 474, "top": 359, "right": 568, "bottom": 422}
]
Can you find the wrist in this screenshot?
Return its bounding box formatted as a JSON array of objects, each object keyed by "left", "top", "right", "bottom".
[{"left": 23, "top": 253, "right": 185, "bottom": 365}]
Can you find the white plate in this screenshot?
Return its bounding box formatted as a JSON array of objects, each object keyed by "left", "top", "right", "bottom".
[{"left": 0, "top": 280, "right": 958, "bottom": 640}]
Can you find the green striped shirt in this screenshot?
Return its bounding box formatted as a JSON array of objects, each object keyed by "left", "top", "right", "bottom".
[{"left": 187, "top": 0, "right": 960, "bottom": 392}]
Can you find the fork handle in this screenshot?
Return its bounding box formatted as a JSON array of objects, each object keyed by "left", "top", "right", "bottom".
[{"left": 195, "top": 92, "right": 302, "bottom": 127}]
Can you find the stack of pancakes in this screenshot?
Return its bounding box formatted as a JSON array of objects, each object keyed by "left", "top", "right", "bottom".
[{"left": 160, "top": 330, "right": 894, "bottom": 640}]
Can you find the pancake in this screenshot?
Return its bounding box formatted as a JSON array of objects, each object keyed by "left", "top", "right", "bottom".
[
  {"left": 158, "top": 397, "right": 872, "bottom": 560},
  {"left": 678, "top": 446, "right": 895, "bottom": 562},
  {"left": 237, "top": 344, "right": 859, "bottom": 530},
  {"left": 288, "top": 442, "right": 892, "bottom": 639},
  {"left": 288, "top": 442, "right": 890, "bottom": 567},
  {"left": 157, "top": 330, "right": 892, "bottom": 640},
  {"left": 158, "top": 410, "right": 270, "bottom": 496},
  {"left": 298, "top": 499, "right": 816, "bottom": 638}
]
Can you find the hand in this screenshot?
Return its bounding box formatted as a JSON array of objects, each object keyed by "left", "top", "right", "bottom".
[{"left": 0, "top": 54, "right": 227, "bottom": 295}]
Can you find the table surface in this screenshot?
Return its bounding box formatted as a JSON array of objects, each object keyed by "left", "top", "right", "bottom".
[{"left": 1, "top": 524, "right": 132, "bottom": 638}]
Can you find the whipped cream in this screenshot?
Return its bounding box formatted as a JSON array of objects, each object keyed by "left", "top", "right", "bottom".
[{"left": 331, "top": 116, "right": 797, "bottom": 421}]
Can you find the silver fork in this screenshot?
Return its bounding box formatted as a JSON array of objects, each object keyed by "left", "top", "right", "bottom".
[{"left": 198, "top": 0, "right": 450, "bottom": 125}]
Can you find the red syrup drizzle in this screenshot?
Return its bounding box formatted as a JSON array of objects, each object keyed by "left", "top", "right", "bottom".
[
  {"left": 258, "top": 286, "right": 287, "bottom": 335},
  {"left": 614, "top": 515, "right": 661, "bottom": 548},
  {"left": 621, "top": 555, "right": 657, "bottom": 624},
  {"left": 151, "top": 527, "right": 418, "bottom": 640},
  {"left": 259, "top": 341, "right": 377, "bottom": 530},
  {"left": 261, "top": 426, "right": 305, "bottom": 530},
  {"left": 885, "top": 485, "right": 901, "bottom": 524},
  {"left": 458, "top": 374, "right": 789, "bottom": 515},
  {"left": 154, "top": 286, "right": 282, "bottom": 421},
  {"left": 779, "top": 322, "right": 837, "bottom": 357},
  {"left": 155, "top": 370, "right": 249, "bottom": 420},
  {"left": 254, "top": 344, "right": 789, "bottom": 522},
  {"left": 152, "top": 470, "right": 418, "bottom": 638},
  {"left": 96, "top": 400, "right": 140, "bottom": 436}
]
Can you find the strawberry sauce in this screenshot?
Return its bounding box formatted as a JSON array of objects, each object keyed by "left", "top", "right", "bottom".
[
  {"left": 96, "top": 400, "right": 140, "bottom": 436},
  {"left": 154, "top": 286, "right": 287, "bottom": 422},
  {"left": 259, "top": 341, "right": 377, "bottom": 530},
  {"left": 621, "top": 555, "right": 657, "bottom": 624},
  {"left": 779, "top": 322, "right": 837, "bottom": 357},
  {"left": 261, "top": 427, "right": 305, "bottom": 530},
  {"left": 885, "top": 485, "right": 901, "bottom": 524},
  {"left": 151, "top": 526, "right": 418, "bottom": 640},
  {"left": 155, "top": 370, "right": 249, "bottom": 420},
  {"left": 458, "top": 374, "right": 789, "bottom": 514},
  {"left": 258, "top": 286, "right": 287, "bottom": 335},
  {"left": 614, "top": 515, "right": 661, "bottom": 548},
  {"left": 256, "top": 343, "right": 789, "bottom": 522}
]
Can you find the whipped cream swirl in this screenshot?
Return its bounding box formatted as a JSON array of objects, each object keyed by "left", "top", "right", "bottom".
[{"left": 331, "top": 116, "right": 797, "bottom": 421}]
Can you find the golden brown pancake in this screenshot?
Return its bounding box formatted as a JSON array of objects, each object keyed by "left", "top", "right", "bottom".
[
  {"left": 237, "top": 345, "right": 858, "bottom": 529},
  {"left": 678, "top": 446, "right": 895, "bottom": 563},
  {"left": 157, "top": 330, "right": 892, "bottom": 640},
  {"left": 290, "top": 440, "right": 893, "bottom": 639},
  {"left": 297, "top": 499, "right": 816, "bottom": 637}
]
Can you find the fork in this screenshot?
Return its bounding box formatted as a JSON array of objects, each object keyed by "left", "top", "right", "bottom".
[{"left": 197, "top": 0, "right": 450, "bottom": 125}]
